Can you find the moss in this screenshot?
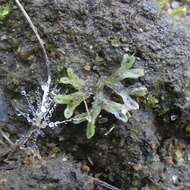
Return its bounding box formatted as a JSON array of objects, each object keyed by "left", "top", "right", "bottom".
[
  {"left": 186, "top": 126, "right": 190, "bottom": 133},
  {"left": 0, "top": 4, "right": 11, "bottom": 21},
  {"left": 54, "top": 64, "right": 66, "bottom": 78},
  {"left": 95, "top": 55, "right": 105, "bottom": 65},
  {"left": 8, "top": 38, "right": 19, "bottom": 51},
  {"left": 16, "top": 46, "right": 36, "bottom": 61},
  {"left": 158, "top": 106, "right": 170, "bottom": 116},
  {"left": 46, "top": 43, "right": 56, "bottom": 52},
  {"left": 108, "top": 36, "right": 122, "bottom": 48},
  {"left": 110, "top": 39, "right": 121, "bottom": 48},
  {"left": 173, "top": 123, "right": 190, "bottom": 136},
  {"left": 121, "top": 37, "right": 128, "bottom": 43},
  {"left": 108, "top": 36, "right": 128, "bottom": 48},
  {"left": 112, "top": 21, "right": 122, "bottom": 31},
  {"left": 170, "top": 6, "right": 186, "bottom": 17},
  {"left": 159, "top": 0, "right": 170, "bottom": 8},
  {"left": 131, "top": 179, "right": 141, "bottom": 187},
  {"left": 147, "top": 95, "right": 158, "bottom": 108}
]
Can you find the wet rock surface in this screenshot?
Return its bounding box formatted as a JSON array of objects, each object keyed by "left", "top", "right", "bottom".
[{"left": 0, "top": 0, "right": 190, "bottom": 189}]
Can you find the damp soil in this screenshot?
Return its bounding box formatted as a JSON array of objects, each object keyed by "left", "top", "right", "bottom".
[{"left": 0, "top": 0, "right": 190, "bottom": 189}]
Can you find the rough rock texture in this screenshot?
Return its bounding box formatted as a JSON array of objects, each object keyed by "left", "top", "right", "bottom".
[
  {"left": 0, "top": 91, "right": 8, "bottom": 124},
  {"left": 0, "top": 0, "right": 190, "bottom": 189},
  {"left": 0, "top": 155, "right": 94, "bottom": 190}
]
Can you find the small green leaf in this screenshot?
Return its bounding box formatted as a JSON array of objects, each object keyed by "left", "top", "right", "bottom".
[
  {"left": 68, "top": 68, "right": 85, "bottom": 89},
  {"left": 86, "top": 122, "right": 96, "bottom": 139},
  {"left": 86, "top": 102, "right": 102, "bottom": 139},
  {"left": 112, "top": 67, "right": 144, "bottom": 82},
  {"left": 119, "top": 68, "right": 144, "bottom": 80},
  {"left": 54, "top": 94, "right": 73, "bottom": 104},
  {"left": 54, "top": 92, "right": 89, "bottom": 119},
  {"left": 89, "top": 103, "right": 102, "bottom": 124},
  {"left": 127, "top": 86, "right": 148, "bottom": 97},
  {"left": 111, "top": 55, "right": 136, "bottom": 81},
  {"left": 102, "top": 99, "right": 128, "bottom": 122},
  {"left": 60, "top": 77, "right": 72, "bottom": 85},
  {"left": 64, "top": 102, "right": 79, "bottom": 118},
  {"left": 72, "top": 113, "right": 88, "bottom": 124},
  {"left": 64, "top": 107, "right": 74, "bottom": 119},
  {"left": 54, "top": 92, "right": 86, "bottom": 104},
  {"left": 121, "top": 54, "right": 135, "bottom": 69},
  {"left": 64, "top": 96, "right": 85, "bottom": 118},
  {"left": 120, "top": 92, "right": 139, "bottom": 110},
  {"left": 60, "top": 68, "right": 85, "bottom": 90},
  {"left": 105, "top": 81, "right": 139, "bottom": 110}
]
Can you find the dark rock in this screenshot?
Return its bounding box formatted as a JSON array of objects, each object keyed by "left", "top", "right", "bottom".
[
  {"left": 0, "top": 0, "right": 190, "bottom": 189},
  {"left": 0, "top": 156, "right": 94, "bottom": 190}
]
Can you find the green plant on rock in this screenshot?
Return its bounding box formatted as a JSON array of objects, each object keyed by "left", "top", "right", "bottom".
[{"left": 54, "top": 54, "right": 147, "bottom": 139}]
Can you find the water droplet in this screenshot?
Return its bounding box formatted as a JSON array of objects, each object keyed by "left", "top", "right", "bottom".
[
  {"left": 49, "top": 122, "right": 55, "bottom": 128},
  {"left": 62, "top": 157, "right": 67, "bottom": 162},
  {"left": 21, "top": 90, "right": 26, "bottom": 96},
  {"left": 171, "top": 115, "right": 177, "bottom": 121}
]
